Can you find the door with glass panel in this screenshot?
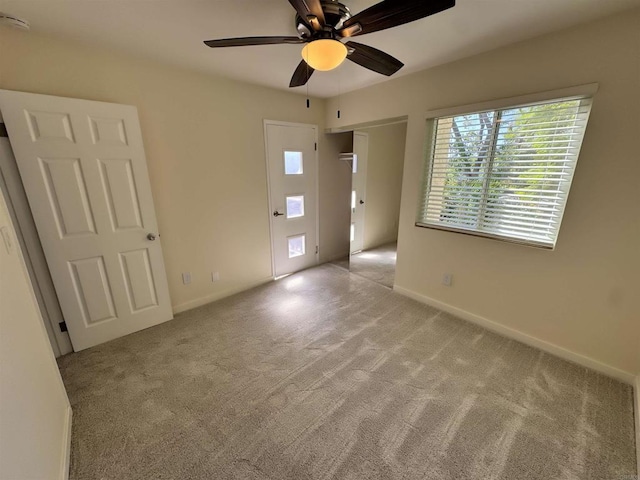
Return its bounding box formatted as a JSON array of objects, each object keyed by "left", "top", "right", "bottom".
[
  {"left": 264, "top": 121, "right": 318, "bottom": 277},
  {"left": 351, "top": 132, "right": 368, "bottom": 253}
]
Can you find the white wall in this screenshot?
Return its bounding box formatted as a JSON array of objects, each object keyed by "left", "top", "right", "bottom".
[
  {"left": 326, "top": 9, "right": 640, "bottom": 378},
  {"left": 0, "top": 189, "right": 71, "bottom": 479},
  {"left": 0, "top": 28, "right": 347, "bottom": 314},
  {"left": 359, "top": 122, "right": 407, "bottom": 249}
]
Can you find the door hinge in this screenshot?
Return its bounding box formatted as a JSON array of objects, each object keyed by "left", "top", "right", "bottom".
[
  {"left": 59, "top": 321, "right": 68, "bottom": 333},
  {"left": 315, "top": 245, "right": 319, "bottom": 255},
  {"left": 314, "top": 142, "right": 317, "bottom": 151}
]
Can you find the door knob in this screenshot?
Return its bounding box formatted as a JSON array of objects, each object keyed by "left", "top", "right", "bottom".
[
  {"left": 359, "top": 199, "right": 365, "bottom": 205},
  {"left": 147, "top": 233, "right": 157, "bottom": 241},
  {"left": 273, "top": 211, "right": 285, "bottom": 217}
]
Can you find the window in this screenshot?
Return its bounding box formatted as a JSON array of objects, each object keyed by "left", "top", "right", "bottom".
[
  {"left": 286, "top": 195, "right": 305, "bottom": 219},
  {"left": 284, "top": 151, "right": 303, "bottom": 175},
  {"left": 288, "top": 234, "right": 306, "bottom": 258},
  {"left": 417, "top": 96, "right": 593, "bottom": 248}
]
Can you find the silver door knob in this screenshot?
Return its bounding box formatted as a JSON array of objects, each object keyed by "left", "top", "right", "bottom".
[{"left": 147, "top": 233, "right": 157, "bottom": 241}]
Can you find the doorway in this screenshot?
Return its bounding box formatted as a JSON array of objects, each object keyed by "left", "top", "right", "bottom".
[
  {"left": 332, "top": 120, "right": 407, "bottom": 288},
  {"left": 264, "top": 121, "right": 319, "bottom": 278}
]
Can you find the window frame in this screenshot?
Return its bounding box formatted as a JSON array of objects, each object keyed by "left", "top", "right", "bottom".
[{"left": 415, "top": 83, "right": 598, "bottom": 250}]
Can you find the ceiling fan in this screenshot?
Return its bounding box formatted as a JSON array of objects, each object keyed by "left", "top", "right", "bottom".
[{"left": 204, "top": 0, "right": 456, "bottom": 88}]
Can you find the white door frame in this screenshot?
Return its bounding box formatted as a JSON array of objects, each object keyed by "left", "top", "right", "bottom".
[
  {"left": 351, "top": 131, "right": 368, "bottom": 254},
  {"left": 263, "top": 120, "right": 319, "bottom": 278}
]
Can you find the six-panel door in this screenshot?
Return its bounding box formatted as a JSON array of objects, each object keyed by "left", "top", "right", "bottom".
[{"left": 0, "top": 90, "right": 173, "bottom": 350}]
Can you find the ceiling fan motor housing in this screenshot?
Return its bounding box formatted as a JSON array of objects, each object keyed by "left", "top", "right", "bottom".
[{"left": 295, "top": 1, "right": 352, "bottom": 40}]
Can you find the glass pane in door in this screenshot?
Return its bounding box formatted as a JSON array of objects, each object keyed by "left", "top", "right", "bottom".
[
  {"left": 284, "top": 151, "right": 303, "bottom": 175},
  {"left": 286, "top": 195, "right": 305, "bottom": 218},
  {"left": 288, "top": 234, "right": 306, "bottom": 258}
]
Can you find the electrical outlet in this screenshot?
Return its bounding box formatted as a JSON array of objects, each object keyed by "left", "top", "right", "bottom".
[
  {"left": 211, "top": 271, "right": 220, "bottom": 282},
  {"left": 182, "top": 272, "right": 191, "bottom": 285},
  {"left": 442, "top": 273, "right": 453, "bottom": 286}
]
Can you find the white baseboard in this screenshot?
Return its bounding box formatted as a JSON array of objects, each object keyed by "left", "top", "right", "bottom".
[
  {"left": 393, "top": 285, "right": 635, "bottom": 385},
  {"left": 635, "top": 375, "right": 640, "bottom": 475},
  {"left": 60, "top": 405, "right": 72, "bottom": 480},
  {"left": 172, "top": 277, "right": 274, "bottom": 314}
]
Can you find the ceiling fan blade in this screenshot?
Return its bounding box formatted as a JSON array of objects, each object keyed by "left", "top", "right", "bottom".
[
  {"left": 204, "top": 36, "right": 305, "bottom": 48},
  {"left": 346, "top": 41, "right": 404, "bottom": 76},
  {"left": 289, "top": 60, "right": 315, "bottom": 87},
  {"left": 288, "top": 0, "right": 326, "bottom": 30},
  {"left": 338, "top": 0, "right": 455, "bottom": 37}
]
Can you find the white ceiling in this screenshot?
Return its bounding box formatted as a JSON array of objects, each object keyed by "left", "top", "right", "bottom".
[{"left": 2, "top": 0, "right": 639, "bottom": 98}]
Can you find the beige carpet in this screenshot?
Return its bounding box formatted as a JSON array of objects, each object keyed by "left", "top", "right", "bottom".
[
  {"left": 348, "top": 242, "right": 397, "bottom": 288},
  {"left": 58, "top": 264, "right": 636, "bottom": 480}
]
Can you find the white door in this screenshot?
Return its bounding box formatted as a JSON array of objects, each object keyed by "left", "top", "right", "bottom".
[
  {"left": 0, "top": 90, "right": 173, "bottom": 351},
  {"left": 0, "top": 137, "right": 73, "bottom": 357},
  {"left": 351, "top": 132, "right": 368, "bottom": 253},
  {"left": 265, "top": 121, "right": 318, "bottom": 278}
]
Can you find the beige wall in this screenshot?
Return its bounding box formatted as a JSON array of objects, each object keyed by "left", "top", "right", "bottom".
[
  {"left": 0, "top": 28, "right": 344, "bottom": 313},
  {"left": 0, "top": 189, "right": 71, "bottom": 479},
  {"left": 359, "top": 122, "right": 406, "bottom": 249},
  {"left": 326, "top": 10, "right": 640, "bottom": 376},
  {"left": 1, "top": 11, "right": 638, "bottom": 376}
]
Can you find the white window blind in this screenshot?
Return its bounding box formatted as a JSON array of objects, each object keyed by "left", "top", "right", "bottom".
[{"left": 417, "top": 96, "right": 593, "bottom": 248}]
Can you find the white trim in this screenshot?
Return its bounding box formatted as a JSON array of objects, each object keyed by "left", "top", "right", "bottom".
[
  {"left": 423, "top": 83, "right": 599, "bottom": 120},
  {"left": 326, "top": 116, "right": 409, "bottom": 134},
  {"left": 172, "top": 276, "right": 273, "bottom": 314},
  {"left": 263, "top": 120, "right": 320, "bottom": 279},
  {"left": 263, "top": 121, "right": 276, "bottom": 278},
  {"left": 60, "top": 406, "right": 72, "bottom": 480},
  {"left": 393, "top": 284, "right": 634, "bottom": 384},
  {"left": 314, "top": 127, "right": 320, "bottom": 267},
  {"left": 635, "top": 375, "right": 640, "bottom": 475},
  {"left": 351, "top": 131, "right": 368, "bottom": 254}
]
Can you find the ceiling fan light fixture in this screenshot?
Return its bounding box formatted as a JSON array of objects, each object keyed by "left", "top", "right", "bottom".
[
  {"left": 301, "top": 39, "right": 347, "bottom": 71},
  {"left": 203, "top": 0, "right": 456, "bottom": 87}
]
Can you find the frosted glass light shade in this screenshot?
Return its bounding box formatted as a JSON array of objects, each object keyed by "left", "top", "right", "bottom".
[{"left": 301, "top": 39, "right": 347, "bottom": 71}]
